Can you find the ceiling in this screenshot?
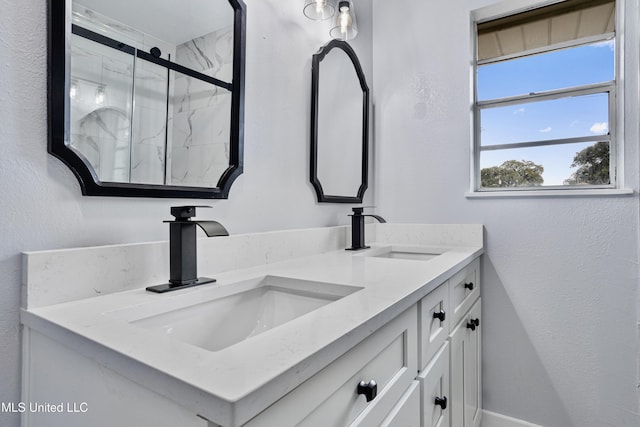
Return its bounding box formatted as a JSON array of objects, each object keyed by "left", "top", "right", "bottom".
[{"left": 75, "top": 0, "right": 234, "bottom": 45}]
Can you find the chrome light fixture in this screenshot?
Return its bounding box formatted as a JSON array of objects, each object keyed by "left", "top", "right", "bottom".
[
  {"left": 303, "top": 0, "right": 335, "bottom": 21},
  {"left": 329, "top": 1, "right": 357, "bottom": 40}
]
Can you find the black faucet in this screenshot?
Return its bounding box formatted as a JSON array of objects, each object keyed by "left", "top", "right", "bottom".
[
  {"left": 346, "top": 207, "right": 386, "bottom": 251},
  {"left": 146, "top": 206, "right": 229, "bottom": 293}
]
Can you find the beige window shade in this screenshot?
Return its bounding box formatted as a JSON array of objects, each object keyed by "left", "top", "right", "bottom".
[{"left": 477, "top": 0, "right": 614, "bottom": 63}]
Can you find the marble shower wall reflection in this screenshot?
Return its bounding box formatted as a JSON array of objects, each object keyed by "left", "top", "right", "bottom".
[
  {"left": 170, "top": 26, "right": 233, "bottom": 187},
  {"left": 69, "top": 5, "right": 233, "bottom": 187}
]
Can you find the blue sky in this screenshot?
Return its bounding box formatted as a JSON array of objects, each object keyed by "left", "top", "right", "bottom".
[{"left": 477, "top": 40, "right": 615, "bottom": 185}]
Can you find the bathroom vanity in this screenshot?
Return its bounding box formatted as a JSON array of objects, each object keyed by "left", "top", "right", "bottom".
[{"left": 21, "top": 224, "right": 483, "bottom": 427}]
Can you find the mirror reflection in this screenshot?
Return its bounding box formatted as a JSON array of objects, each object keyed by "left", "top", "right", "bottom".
[
  {"left": 48, "top": 0, "right": 245, "bottom": 198},
  {"left": 310, "top": 40, "right": 369, "bottom": 203},
  {"left": 70, "top": 0, "right": 234, "bottom": 188},
  {"left": 316, "top": 48, "right": 363, "bottom": 196}
]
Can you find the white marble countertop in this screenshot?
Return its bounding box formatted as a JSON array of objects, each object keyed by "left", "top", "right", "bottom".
[{"left": 21, "top": 226, "right": 483, "bottom": 426}]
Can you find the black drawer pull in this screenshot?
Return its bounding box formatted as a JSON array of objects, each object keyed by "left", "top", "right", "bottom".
[
  {"left": 464, "top": 282, "right": 475, "bottom": 291},
  {"left": 435, "top": 396, "right": 448, "bottom": 410},
  {"left": 433, "top": 310, "right": 446, "bottom": 322},
  {"left": 467, "top": 318, "right": 480, "bottom": 331},
  {"left": 357, "top": 380, "right": 377, "bottom": 402}
]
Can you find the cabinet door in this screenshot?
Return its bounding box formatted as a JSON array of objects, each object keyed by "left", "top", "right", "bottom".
[
  {"left": 449, "top": 259, "right": 480, "bottom": 328},
  {"left": 464, "top": 300, "right": 482, "bottom": 427},
  {"left": 418, "top": 282, "right": 450, "bottom": 371},
  {"left": 418, "top": 342, "right": 450, "bottom": 427},
  {"left": 450, "top": 298, "right": 482, "bottom": 427}
]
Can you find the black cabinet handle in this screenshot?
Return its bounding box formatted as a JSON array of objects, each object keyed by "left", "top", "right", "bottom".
[
  {"left": 464, "top": 282, "right": 475, "bottom": 291},
  {"left": 467, "top": 318, "right": 480, "bottom": 331},
  {"left": 433, "top": 310, "right": 446, "bottom": 322},
  {"left": 357, "top": 380, "right": 377, "bottom": 402},
  {"left": 435, "top": 396, "right": 448, "bottom": 410},
  {"left": 467, "top": 321, "right": 476, "bottom": 331}
]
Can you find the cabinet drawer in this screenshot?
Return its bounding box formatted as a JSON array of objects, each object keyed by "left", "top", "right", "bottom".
[
  {"left": 350, "top": 381, "right": 419, "bottom": 427},
  {"left": 371, "top": 380, "right": 420, "bottom": 427},
  {"left": 418, "top": 282, "right": 450, "bottom": 371},
  {"left": 245, "top": 306, "right": 418, "bottom": 427},
  {"left": 418, "top": 342, "right": 450, "bottom": 427},
  {"left": 449, "top": 258, "right": 480, "bottom": 328}
]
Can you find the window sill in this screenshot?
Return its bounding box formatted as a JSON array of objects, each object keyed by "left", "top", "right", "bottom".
[{"left": 465, "top": 188, "right": 634, "bottom": 198}]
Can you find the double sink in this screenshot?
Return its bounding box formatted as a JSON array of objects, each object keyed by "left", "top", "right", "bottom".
[{"left": 110, "top": 245, "right": 444, "bottom": 353}]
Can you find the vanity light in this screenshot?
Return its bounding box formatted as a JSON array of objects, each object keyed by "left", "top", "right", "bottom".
[
  {"left": 303, "top": 0, "right": 335, "bottom": 21},
  {"left": 329, "top": 1, "right": 357, "bottom": 41}
]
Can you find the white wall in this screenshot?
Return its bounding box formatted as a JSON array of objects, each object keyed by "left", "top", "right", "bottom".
[
  {"left": 0, "top": 1, "right": 373, "bottom": 426},
  {"left": 372, "top": 0, "right": 640, "bottom": 426}
]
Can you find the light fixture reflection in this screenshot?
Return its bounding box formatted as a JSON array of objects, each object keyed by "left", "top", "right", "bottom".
[
  {"left": 95, "top": 86, "right": 106, "bottom": 105},
  {"left": 329, "top": 1, "right": 357, "bottom": 40},
  {"left": 303, "top": 0, "right": 335, "bottom": 21},
  {"left": 70, "top": 81, "right": 78, "bottom": 99}
]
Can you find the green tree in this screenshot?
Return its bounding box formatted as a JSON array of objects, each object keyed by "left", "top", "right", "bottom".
[
  {"left": 564, "top": 141, "right": 610, "bottom": 185},
  {"left": 481, "top": 160, "right": 544, "bottom": 187}
]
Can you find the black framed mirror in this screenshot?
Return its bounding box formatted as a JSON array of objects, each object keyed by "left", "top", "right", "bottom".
[
  {"left": 48, "top": 0, "right": 246, "bottom": 198},
  {"left": 310, "top": 40, "right": 369, "bottom": 203}
]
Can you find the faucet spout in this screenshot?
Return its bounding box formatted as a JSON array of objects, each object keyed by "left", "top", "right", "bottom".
[
  {"left": 366, "top": 214, "right": 386, "bottom": 224},
  {"left": 195, "top": 220, "right": 229, "bottom": 238}
]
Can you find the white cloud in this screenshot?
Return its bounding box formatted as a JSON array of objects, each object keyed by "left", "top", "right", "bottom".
[
  {"left": 590, "top": 122, "right": 608, "bottom": 133},
  {"left": 592, "top": 39, "right": 615, "bottom": 51},
  {"left": 539, "top": 127, "right": 552, "bottom": 133},
  {"left": 514, "top": 107, "right": 525, "bottom": 114}
]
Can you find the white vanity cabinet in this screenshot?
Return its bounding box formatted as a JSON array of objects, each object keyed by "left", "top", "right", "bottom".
[
  {"left": 22, "top": 257, "right": 483, "bottom": 427},
  {"left": 21, "top": 224, "right": 484, "bottom": 427},
  {"left": 22, "top": 330, "right": 209, "bottom": 427},
  {"left": 247, "top": 257, "right": 482, "bottom": 427},
  {"left": 418, "top": 258, "right": 481, "bottom": 427},
  {"left": 244, "top": 305, "right": 419, "bottom": 427}
]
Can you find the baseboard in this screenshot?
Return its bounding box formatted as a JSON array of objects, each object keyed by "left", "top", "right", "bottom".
[{"left": 482, "top": 410, "right": 544, "bottom": 427}]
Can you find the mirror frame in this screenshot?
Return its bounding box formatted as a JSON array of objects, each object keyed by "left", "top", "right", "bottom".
[
  {"left": 310, "top": 40, "right": 369, "bottom": 204},
  {"left": 47, "top": 0, "right": 246, "bottom": 198}
]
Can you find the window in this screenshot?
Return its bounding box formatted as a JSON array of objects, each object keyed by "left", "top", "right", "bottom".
[{"left": 473, "top": 0, "right": 617, "bottom": 191}]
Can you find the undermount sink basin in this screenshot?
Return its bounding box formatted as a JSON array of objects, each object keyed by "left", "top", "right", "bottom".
[
  {"left": 128, "top": 275, "right": 361, "bottom": 352},
  {"left": 361, "top": 246, "right": 444, "bottom": 261}
]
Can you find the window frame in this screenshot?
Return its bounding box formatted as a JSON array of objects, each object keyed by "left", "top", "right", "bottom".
[{"left": 471, "top": 1, "right": 622, "bottom": 193}]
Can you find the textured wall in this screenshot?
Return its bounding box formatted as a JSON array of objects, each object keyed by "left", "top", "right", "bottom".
[
  {"left": 372, "top": 0, "right": 640, "bottom": 426},
  {"left": 0, "top": 1, "right": 373, "bottom": 426}
]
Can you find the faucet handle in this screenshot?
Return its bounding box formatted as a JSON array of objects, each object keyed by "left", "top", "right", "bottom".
[
  {"left": 351, "top": 207, "right": 365, "bottom": 215},
  {"left": 351, "top": 206, "right": 379, "bottom": 214},
  {"left": 170, "top": 205, "right": 212, "bottom": 220}
]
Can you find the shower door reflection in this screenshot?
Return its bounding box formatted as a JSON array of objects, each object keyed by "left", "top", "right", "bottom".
[
  {"left": 68, "top": 1, "right": 235, "bottom": 188},
  {"left": 70, "top": 35, "right": 137, "bottom": 183}
]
